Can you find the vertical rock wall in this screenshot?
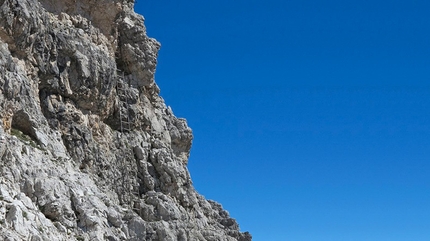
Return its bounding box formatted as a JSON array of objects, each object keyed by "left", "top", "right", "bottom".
[{"left": 0, "top": 0, "right": 251, "bottom": 240}]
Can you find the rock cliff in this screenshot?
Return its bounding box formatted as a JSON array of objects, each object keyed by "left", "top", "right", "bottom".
[{"left": 0, "top": 0, "right": 251, "bottom": 240}]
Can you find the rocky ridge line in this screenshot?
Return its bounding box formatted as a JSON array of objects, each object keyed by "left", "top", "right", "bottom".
[{"left": 0, "top": 0, "right": 251, "bottom": 240}]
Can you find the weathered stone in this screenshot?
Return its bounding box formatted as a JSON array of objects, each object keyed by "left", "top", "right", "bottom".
[
  {"left": 133, "top": 146, "right": 146, "bottom": 161},
  {"left": 0, "top": 0, "right": 251, "bottom": 240}
]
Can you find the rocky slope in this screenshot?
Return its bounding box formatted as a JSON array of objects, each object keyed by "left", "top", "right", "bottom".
[{"left": 0, "top": 0, "right": 251, "bottom": 240}]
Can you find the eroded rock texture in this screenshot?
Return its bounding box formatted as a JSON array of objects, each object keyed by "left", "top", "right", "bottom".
[{"left": 0, "top": 0, "right": 251, "bottom": 240}]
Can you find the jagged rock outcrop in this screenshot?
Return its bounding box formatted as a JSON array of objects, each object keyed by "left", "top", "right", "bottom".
[{"left": 0, "top": 0, "right": 251, "bottom": 240}]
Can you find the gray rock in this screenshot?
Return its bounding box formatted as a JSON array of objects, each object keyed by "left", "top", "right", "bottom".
[
  {"left": 0, "top": 0, "right": 251, "bottom": 240},
  {"left": 133, "top": 146, "right": 146, "bottom": 161}
]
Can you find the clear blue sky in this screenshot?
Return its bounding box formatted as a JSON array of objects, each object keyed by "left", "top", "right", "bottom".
[{"left": 135, "top": 1, "right": 430, "bottom": 240}]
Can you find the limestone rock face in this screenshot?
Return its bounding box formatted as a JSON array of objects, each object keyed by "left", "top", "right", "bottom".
[{"left": 0, "top": 0, "right": 251, "bottom": 240}]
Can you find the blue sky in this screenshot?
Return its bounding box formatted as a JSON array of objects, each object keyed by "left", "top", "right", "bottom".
[{"left": 135, "top": 1, "right": 430, "bottom": 240}]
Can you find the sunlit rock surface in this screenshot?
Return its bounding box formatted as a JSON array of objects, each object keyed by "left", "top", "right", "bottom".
[{"left": 0, "top": 0, "right": 251, "bottom": 240}]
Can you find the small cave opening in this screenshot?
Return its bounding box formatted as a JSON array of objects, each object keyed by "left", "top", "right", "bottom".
[{"left": 11, "top": 110, "right": 39, "bottom": 145}]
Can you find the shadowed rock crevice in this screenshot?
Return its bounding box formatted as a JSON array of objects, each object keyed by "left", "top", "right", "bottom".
[{"left": 11, "top": 110, "right": 38, "bottom": 142}]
